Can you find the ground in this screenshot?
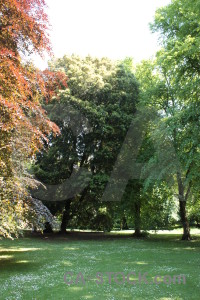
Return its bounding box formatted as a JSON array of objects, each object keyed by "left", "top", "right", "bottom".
[{"left": 0, "top": 229, "right": 200, "bottom": 300}]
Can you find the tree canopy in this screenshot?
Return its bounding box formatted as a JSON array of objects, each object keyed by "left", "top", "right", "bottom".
[{"left": 0, "top": 0, "right": 67, "bottom": 237}]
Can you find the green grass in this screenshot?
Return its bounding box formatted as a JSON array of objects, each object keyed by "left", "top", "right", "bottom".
[{"left": 0, "top": 232, "right": 200, "bottom": 300}]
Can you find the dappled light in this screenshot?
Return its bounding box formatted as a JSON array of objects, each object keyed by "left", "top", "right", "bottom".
[
  {"left": 0, "top": 248, "right": 41, "bottom": 253},
  {"left": 0, "top": 255, "right": 13, "bottom": 260},
  {"left": 0, "top": 234, "right": 199, "bottom": 298},
  {"left": 136, "top": 261, "right": 149, "bottom": 265},
  {"left": 63, "top": 247, "right": 80, "bottom": 251},
  {"left": 15, "top": 260, "right": 31, "bottom": 264}
]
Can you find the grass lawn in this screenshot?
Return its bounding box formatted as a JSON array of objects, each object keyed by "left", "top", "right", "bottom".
[{"left": 0, "top": 231, "right": 200, "bottom": 300}]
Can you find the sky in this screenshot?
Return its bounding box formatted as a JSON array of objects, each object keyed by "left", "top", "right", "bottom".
[{"left": 33, "top": 0, "right": 171, "bottom": 69}]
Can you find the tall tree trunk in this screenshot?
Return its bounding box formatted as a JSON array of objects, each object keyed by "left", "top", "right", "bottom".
[
  {"left": 60, "top": 199, "right": 72, "bottom": 234},
  {"left": 134, "top": 200, "right": 141, "bottom": 237},
  {"left": 177, "top": 172, "right": 191, "bottom": 240},
  {"left": 179, "top": 200, "right": 191, "bottom": 240}
]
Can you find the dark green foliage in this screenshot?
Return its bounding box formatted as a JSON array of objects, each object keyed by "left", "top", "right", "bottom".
[{"left": 32, "top": 55, "right": 139, "bottom": 231}]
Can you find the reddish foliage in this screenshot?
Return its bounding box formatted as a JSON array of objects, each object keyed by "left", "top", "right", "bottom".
[
  {"left": 42, "top": 69, "right": 68, "bottom": 102},
  {"left": 0, "top": 0, "right": 51, "bottom": 55},
  {"left": 0, "top": 0, "right": 62, "bottom": 155},
  {"left": 0, "top": 0, "right": 70, "bottom": 237}
]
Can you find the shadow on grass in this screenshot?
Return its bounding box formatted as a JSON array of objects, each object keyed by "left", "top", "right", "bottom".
[
  {"left": 0, "top": 246, "right": 45, "bottom": 272},
  {"left": 0, "top": 255, "right": 41, "bottom": 272}
]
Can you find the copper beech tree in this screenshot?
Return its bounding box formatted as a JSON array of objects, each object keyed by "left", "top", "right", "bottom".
[{"left": 0, "top": 0, "right": 67, "bottom": 237}]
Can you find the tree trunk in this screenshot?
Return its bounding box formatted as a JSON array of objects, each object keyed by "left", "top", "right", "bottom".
[
  {"left": 179, "top": 200, "right": 191, "bottom": 240},
  {"left": 43, "top": 222, "right": 53, "bottom": 233},
  {"left": 133, "top": 200, "right": 142, "bottom": 237},
  {"left": 177, "top": 172, "right": 191, "bottom": 240},
  {"left": 60, "top": 199, "right": 72, "bottom": 234}
]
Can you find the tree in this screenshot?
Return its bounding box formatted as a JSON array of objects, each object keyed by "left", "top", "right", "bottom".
[
  {"left": 135, "top": 55, "right": 200, "bottom": 240},
  {"left": 117, "top": 126, "right": 175, "bottom": 237},
  {"left": 148, "top": 0, "right": 200, "bottom": 240},
  {"left": 0, "top": 0, "right": 67, "bottom": 237},
  {"left": 32, "top": 55, "right": 140, "bottom": 233}
]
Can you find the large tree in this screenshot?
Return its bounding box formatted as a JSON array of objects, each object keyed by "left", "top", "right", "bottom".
[
  {"left": 135, "top": 57, "right": 200, "bottom": 240},
  {"left": 0, "top": 0, "right": 67, "bottom": 237},
  {"left": 149, "top": 0, "right": 200, "bottom": 240},
  {"left": 33, "top": 55, "right": 140, "bottom": 233}
]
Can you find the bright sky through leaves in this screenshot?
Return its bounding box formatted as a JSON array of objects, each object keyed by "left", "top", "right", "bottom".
[{"left": 33, "top": 0, "right": 171, "bottom": 68}]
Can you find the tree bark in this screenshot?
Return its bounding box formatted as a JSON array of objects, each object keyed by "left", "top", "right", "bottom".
[
  {"left": 60, "top": 199, "right": 72, "bottom": 234},
  {"left": 177, "top": 172, "right": 191, "bottom": 240},
  {"left": 133, "top": 200, "right": 142, "bottom": 237},
  {"left": 179, "top": 200, "right": 191, "bottom": 240}
]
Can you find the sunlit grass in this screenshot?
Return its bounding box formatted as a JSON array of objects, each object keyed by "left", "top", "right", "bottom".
[{"left": 0, "top": 232, "right": 199, "bottom": 299}]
